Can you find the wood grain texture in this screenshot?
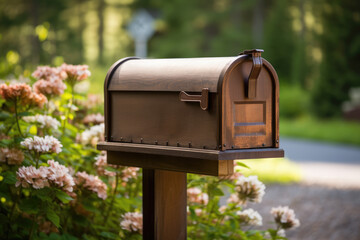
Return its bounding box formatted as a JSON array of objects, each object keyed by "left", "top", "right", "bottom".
[
  {"left": 221, "top": 55, "right": 280, "bottom": 150},
  {"left": 99, "top": 143, "right": 283, "bottom": 176},
  {"left": 143, "top": 169, "right": 187, "bottom": 240},
  {"left": 108, "top": 57, "right": 238, "bottom": 92},
  {"left": 109, "top": 92, "right": 219, "bottom": 150}
]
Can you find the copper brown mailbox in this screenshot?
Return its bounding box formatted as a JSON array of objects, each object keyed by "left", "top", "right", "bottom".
[{"left": 98, "top": 49, "right": 284, "bottom": 176}]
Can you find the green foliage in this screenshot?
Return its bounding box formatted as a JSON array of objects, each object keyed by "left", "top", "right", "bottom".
[
  {"left": 240, "top": 158, "right": 302, "bottom": 184},
  {"left": 311, "top": 0, "right": 360, "bottom": 117},
  {"left": 263, "top": 0, "right": 296, "bottom": 82},
  {"left": 0, "top": 65, "right": 142, "bottom": 239},
  {"left": 280, "top": 116, "right": 360, "bottom": 146},
  {"left": 279, "top": 85, "right": 309, "bottom": 119}
]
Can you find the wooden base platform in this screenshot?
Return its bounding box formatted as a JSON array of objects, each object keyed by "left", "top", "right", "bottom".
[{"left": 97, "top": 142, "right": 284, "bottom": 176}]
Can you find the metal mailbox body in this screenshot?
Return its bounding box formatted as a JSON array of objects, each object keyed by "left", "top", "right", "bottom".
[{"left": 98, "top": 51, "right": 284, "bottom": 176}]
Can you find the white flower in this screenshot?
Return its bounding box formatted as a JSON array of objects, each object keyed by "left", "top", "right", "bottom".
[
  {"left": 235, "top": 175, "right": 265, "bottom": 204},
  {"left": 120, "top": 212, "right": 143, "bottom": 234},
  {"left": 271, "top": 206, "right": 300, "bottom": 229},
  {"left": 78, "top": 123, "right": 104, "bottom": 146},
  {"left": 236, "top": 208, "right": 263, "bottom": 226},
  {"left": 23, "top": 114, "right": 60, "bottom": 130},
  {"left": 21, "top": 135, "right": 62, "bottom": 154}
]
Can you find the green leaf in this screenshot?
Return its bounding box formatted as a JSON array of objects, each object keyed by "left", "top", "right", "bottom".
[
  {"left": 0, "top": 111, "right": 11, "bottom": 120},
  {"left": 34, "top": 188, "right": 52, "bottom": 201},
  {"left": 212, "top": 187, "right": 224, "bottom": 196},
  {"left": 236, "top": 161, "right": 250, "bottom": 169},
  {"left": 46, "top": 208, "right": 60, "bottom": 228},
  {"left": 18, "top": 111, "right": 31, "bottom": 117},
  {"left": 99, "top": 232, "right": 118, "bottom": 239},
  {"left": 0, "top": 139, "right": 12, "bottom": 147},
  {"left": 55, "top": 190, "right": 73, "bottom": 204},
  {"left": 2, "top": 171, "right": 17, "bottom": 184},
  {"left": 19, "top": 198, "right": 40, "bottom": 214}
]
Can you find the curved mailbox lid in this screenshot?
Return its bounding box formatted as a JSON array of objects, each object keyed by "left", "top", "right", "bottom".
[{"left": 107, "top": 57, "right": 239, "bottom": 93}]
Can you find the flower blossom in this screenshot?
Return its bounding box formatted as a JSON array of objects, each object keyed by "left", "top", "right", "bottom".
[
  {"left": 32, "top": 65, "right": 67, "bottom": 97},
  {"left": 271, "top": 206, "right": 300, "bottom": 229},
  {"left": 234, "top": 175, "right": 265, "bottom": 205},
  {"left": 187, "top": 187, "right": 209, "bottom": 205},
  {"left": 33, "top": 79, "right": 66, "bottom": 97},
  {"left": 83, "top": 113, "right": 104, "bottom": 126},
  {"left": 32, "top": 66, "right": 65, "bottom": 81},
  {"left": 0, "top": 83, "right": 47, "bottom": 108},
  {"left": 23, "top": 114, "right": 60, "bottom": 130},
  {"left": 21, "top": 135, "right": 62, "bottom": 154},
  {"left": 0, "top": 83, "right": 32, "bottom": 102},
  {"left": 16, "top": 165, "right": 50, "bottom": 189},
  {"left": 77, "top": 94, "right": 103, "bottom": 109},
  {"left": 120, "top": 212, "right": 143, "bottom": 234},
  {"left": 236, "top": 208, "right": 263, "bottom": 226},
  {"left": 94, "top": 153, "right": 116, "bottom": 177},
  {"left": 0, "top": 148, "right": 24, "bottom": 165},
  {"left": 78, "top": 123, "right": 104, "bottom": 146},
  {"left": 75, "top": 171, "right": 107, "bottom": 199},
  {"left": 15, "top": 160, "right": 75, "bottom": 192},
  {"left": 47, "top": 160, "right": 75, "bottom": 192},
  {"left": 121, "top": 167, "right": 139, "bottom": 182},
  {"left": 59, "top": 63, "right": 91, "bottom": 83}
]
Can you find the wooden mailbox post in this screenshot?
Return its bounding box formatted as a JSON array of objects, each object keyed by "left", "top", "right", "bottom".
[{"left": 97, "top": 49, "right": 284, "bottom": 239}]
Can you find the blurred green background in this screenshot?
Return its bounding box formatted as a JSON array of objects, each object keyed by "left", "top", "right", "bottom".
[{"left": 1, "top": 0, "right": 360, "bottom": 145}]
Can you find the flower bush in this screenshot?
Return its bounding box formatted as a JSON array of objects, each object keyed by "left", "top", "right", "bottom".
[{"left": 0, "top": 63, "right": 299, "bottom": 239}]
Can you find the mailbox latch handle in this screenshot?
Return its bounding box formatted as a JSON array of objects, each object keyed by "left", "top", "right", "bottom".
[
  {"left": 239, "top": 49, "right": 264, "bottom": 99},
  {"left": 179, "top": 88, "right": 209, "bottom": 110}
]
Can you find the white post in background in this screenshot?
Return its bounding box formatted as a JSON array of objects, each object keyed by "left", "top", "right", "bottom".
[
  {"left": 135, "top": 40, "right": 147, "bottom": 58},
  {"left": 127, "top": 9, "right": 155, "bottom": 58}
]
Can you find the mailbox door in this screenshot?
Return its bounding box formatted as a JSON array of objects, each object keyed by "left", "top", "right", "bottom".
[{"left": 222, "top": 58, "right": 278, "bottom": 149}]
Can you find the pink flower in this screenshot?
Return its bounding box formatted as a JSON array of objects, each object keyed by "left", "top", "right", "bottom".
[
  {"left": 0, "top": 83, "right": 47, "bottom": 109},
  {"left": 94, "top": 153, "right": 116, "bottom": 177},
  {"left": 32, "top": 66, "right": 64, "bottom": 81},
  {"left": 0, "top": 148, "right": 24, "bottom": 165},
  {"left": 33, "top": 79, "right": 66, "bottom": 97},
  {"left": 75, "top": 171, "right": 107, "bottom": 199},
  {"left": 121, "top": 167, "right": 139, "bottom": 182},
  {"left": 77, "top": 94, "right": 103, "bottom": 109},
  {"left": 187, "top": 187, "right": 209, "bottom": 205},
  {"left": 0, "top": 83, "right": 32, "bottom": 102},
  {"left": 47, "top": 160, "right": 75, "bottom": 192},
  {"left": 15, "top": 160, "right": 75, "bottom": 192},
  {"left": 15, "top": 166, "right": 49, "bottom": 189},
  {"left": 120, "top": 212, "right": 143, "bottom": 234},
  {"left": 83, "top": 113, "right": 104, "bottom": 126},
  {"left": 59, "top": 64, "right": 91, "bottom": 83}
]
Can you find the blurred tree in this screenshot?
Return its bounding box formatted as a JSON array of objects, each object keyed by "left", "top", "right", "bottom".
[
  {"left": 263, "top": 0, "right": 296, "bottom": 83},
  {"left": 291, "top": 0, "right": 308, "bottom": 88},
  {"left": 97, "top": 0, "right": 106, "bottom": 64},
  {"left": 311, "top": 0, "right": 360, "bottom": 117}
]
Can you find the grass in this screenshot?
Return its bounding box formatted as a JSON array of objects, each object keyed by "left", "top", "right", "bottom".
[
  {"left": 280, "top": 116, "right": 360, "bottom": 146},
  {"left": 238, "top": 158, "right": 302, "bottom": 184}
]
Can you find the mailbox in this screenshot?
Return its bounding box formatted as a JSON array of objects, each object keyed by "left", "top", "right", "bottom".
[{"left": 97, "top": 49, "right": 284, "bottom": 176}]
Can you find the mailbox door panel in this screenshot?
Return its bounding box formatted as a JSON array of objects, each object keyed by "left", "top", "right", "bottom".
[
  {"left": 109, "top": 92, "right": 219, "bottom": 150},
  {"left": 223, "top": 60, "right": 275, "bottom": 149}
]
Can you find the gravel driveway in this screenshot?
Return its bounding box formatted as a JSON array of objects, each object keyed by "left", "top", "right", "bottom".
[{"left": 249, "top": 184, "right": 360, "bottom": 240}]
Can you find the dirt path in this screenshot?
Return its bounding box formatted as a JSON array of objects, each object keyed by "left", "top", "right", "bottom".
[{"left": 249, "top": 184, "right": 360, "bottom": 240}]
